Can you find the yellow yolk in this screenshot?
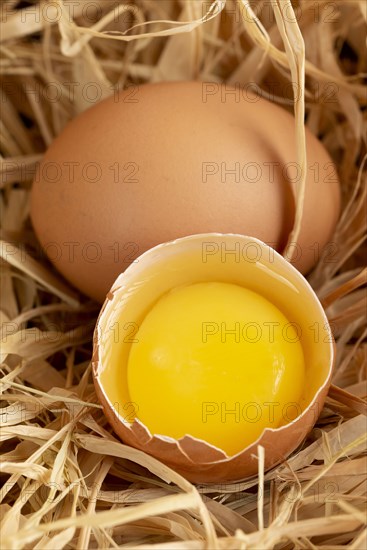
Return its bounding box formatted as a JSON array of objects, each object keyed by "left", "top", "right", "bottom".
[{"left": 127, "top": 282, "right": 305, "bottom": 456}]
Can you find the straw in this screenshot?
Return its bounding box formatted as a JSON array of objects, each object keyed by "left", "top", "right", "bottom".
[{"left": 0, "top": 0, "right": 366, "bottom": 548}]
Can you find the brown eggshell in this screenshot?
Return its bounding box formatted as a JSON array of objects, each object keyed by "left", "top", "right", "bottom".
[
  {"left": 92, "top": 234, "right": 335, "bottom": 483},
  {"left": 31, "top": 82, "right": 340, "bottom": 302}
]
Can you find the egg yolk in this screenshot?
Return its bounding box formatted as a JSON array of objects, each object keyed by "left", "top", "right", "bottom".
[{"left": 127, "top": 282, "right": 305, "bottom": 456}]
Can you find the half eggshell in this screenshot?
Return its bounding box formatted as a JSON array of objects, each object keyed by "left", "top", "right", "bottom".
[{"left": 92, "top": 234, "right": 334, "bottom": 483}]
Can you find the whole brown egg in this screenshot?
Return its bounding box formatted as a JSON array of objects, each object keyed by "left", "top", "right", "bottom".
[{"left": 31, "top": 81, "right": 340, "bottom": 302}]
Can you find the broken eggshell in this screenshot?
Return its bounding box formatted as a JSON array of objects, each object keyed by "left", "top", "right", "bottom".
[{"left": 92, "top": 234, "right": 335, "bottom": 483}]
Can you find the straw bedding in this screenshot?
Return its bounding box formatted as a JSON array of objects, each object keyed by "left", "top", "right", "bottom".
[{"left": 0, "top": 1, "right": 366, "bottom": 548}]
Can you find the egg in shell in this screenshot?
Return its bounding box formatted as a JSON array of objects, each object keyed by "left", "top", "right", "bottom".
[{"left": 31, "top": 81, "right": 340, "bottom": 302}]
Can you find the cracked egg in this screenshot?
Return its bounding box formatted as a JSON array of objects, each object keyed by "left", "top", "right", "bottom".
[{"left": 92, "top": 234, "right": 334, "bottom": 483}]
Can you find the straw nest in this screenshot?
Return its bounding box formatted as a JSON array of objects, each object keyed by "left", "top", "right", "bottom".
[{"left": 0, "top": 1, "right": 366, "bottom": 548}]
